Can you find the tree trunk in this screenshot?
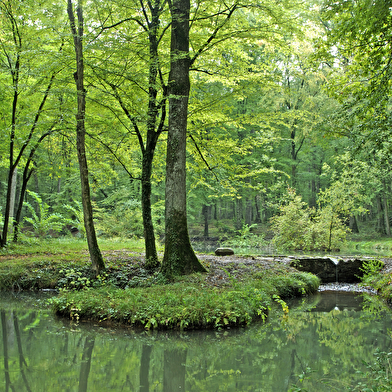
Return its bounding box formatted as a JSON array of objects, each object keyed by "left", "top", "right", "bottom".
[
  {"left": 2, "top": 166, "right": 17, "bottom": 246},
  {"left": 142, "top": 1, "right": 165, "bottom": 269},
  {"left": 162, "top": 0, "right": 206, "bottom": 277},
  {"left": 349, "top": 215, "right": 359, "bottom": 234},
  {"left": 254, "top": 195, "right": 261, "bottom": 223},
  {"left": 202, "top": 204, "right": 209, "bottom": 238},
  {"left": 8, "top": 168, "right": 17, "bottom": 237},
  {"left": 67, "top": 0, "right": 105, "bottom": 274},
  {"left": 142, "top": 152, "right": 160, "bottom": 269},
  {"left": 383, "top": 182, "right": 390, "bottom": 236},
  {"left": 245, "top": 197, "right": 252, "bottom": 226},
  {"left": 13, "top": 166, "right": 33, "bottom": 243},
  {"left": 235, "top": 197, "right": 243, "bottom": 231},
  {"left": 375, "top": 195, "right": 386, "bottom": 234}
]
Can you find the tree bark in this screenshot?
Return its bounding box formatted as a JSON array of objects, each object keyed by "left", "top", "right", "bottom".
[
  {"left": 376, "top": 195, "right": 386, "bottom": 234},
  {"left": 142, "top": 0, "right": 165, "bottom": 269},
  {"left": 383, "top": 181, "right": 390, "bottom": 236},
  {"left": 162, "top": 0, "right": 206, "bottom": 277},
  {"left": 202, "top": 204, "right": 209, "bottom": 238},
  {"left": 235, "top": 197, "right": 243, "bottom": 231},
  {"left": 68, "top": 0, "right": 105, "bottom": 274}
]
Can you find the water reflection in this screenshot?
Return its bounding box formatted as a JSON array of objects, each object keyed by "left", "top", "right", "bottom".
[
  {"left": 1, "top": 291, "right": 391, "bottom": 391},
  {"left": 192, "top": 241, "right": 392, "bottom": 257}
]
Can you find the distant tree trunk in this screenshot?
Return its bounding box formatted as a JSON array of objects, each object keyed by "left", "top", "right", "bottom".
[
  {"left": 235, "top": 198, "right": 243, "bottom": 231},
  {"left": 67, "top": 0, "right": 105, "bottom": 274},
  {"left": 375, "top": 195, "right": 386, "bottom": 234},
  {"left": 254, "top": 195, "right": 261, "bottom": 223},
  {"left": 245, "top": 197, "right": 252, "bottom": 226},
  {"left": 383, "top": 183, "right": 390, "bottom": 236},
  {"left": 202, "top": 204, "right": 209, "bottom": 238},
  {"left": 161, "top": 0, "right": 206, "bottom": 277},
  {"left": 349, "top": 215, "right": 359, "bottom": 234}
]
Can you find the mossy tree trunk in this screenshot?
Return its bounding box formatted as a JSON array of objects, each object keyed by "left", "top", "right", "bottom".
[
  {"left": 142, "top": 1, "right": 165, "bottom": 270},
  {"left": 67, "top": 0, "right": 105, "bottom": 275},
  {"left": 161, "top": 0, "right": 206, "bottom": 277},
  {"left": 108, "top": 1, "right": 166, "bottom": 270}
]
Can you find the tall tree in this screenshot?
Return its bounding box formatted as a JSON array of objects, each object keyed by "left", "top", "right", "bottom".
[
  {"left": 67, "top": 0, "right": 105, "bottom": 274},
  {"left": 0, "top": 0, "right": 63, "bottom": 246},
  {"left": 162, "top": 0, "right": 206, "bottom": 276},
  {"left": 78, "top": 0, "right": 170, "bottom": 269}
]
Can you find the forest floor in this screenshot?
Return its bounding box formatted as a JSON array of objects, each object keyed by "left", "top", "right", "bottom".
[
  {"left": 1, "top": 244, "right": 390, "bottom": 329},
  {"left": 103, "top": 249, "right": 391, "bottom": 292}
]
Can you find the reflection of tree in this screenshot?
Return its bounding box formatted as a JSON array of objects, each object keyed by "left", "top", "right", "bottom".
[
  {"left": 78, "top": 336, "right": 95, "bottom": 392},
  {"left": 1, "top": 311, "right": 14, "bottom": 392},
  {"left": 1, "top": 293, "right": 392, "bottom": 391},
  {"left": 163, "top": 348, "right": 187, "bottom": 392},
  {"left": 13, "top": 313, "right": 32, "bottom": 392},
  {"left": 140, "top": 345, "right": 152, "bottom": 392}
]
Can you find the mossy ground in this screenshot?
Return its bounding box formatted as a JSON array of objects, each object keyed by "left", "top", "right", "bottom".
[{"left": 0, "top": 238, "right": 320, "bottom": 330}]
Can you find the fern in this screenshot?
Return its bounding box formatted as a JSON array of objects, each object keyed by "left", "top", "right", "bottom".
[{"left": 24, "top": 191, "right": 67, "bottom": 238}]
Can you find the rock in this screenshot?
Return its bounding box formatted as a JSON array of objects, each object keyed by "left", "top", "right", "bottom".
[
  {"left": 215, "top": 248, "right": 234, "bottom": 256},
  {"left": 290, "top": 257, "right": 365, "bottom": 283}
]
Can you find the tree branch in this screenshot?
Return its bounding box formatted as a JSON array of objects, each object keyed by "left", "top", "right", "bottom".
[{"left": 189, "top": 134, "right": 219, "bottom": 181}]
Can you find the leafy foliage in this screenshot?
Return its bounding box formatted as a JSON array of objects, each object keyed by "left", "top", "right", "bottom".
[
  {"left": 271, "top": 188, "right": 348, "bottom": 250},
  {"left": 351, "top": 349, "right": 392, "bottom": 392},
  {"left": 62, "top": 201, "right": 85, "bottom": 238},
  {"left": 23, "top": 191, "right": 68, "bottom": 238}
]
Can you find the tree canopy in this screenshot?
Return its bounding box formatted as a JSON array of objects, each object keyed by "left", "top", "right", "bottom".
[{"left": 0, "top": 0, "right": 390, "bottom": 272}]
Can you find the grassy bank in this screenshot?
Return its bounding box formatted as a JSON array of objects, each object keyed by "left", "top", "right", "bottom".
[
  {"left": 50, "top": 269, "right": 319, "bottom": 330},
  {"left": 0, "top": 238, "right": 319, "bottom": 330}
]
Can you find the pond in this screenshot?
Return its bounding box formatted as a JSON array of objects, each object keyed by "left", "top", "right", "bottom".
[
  {"left": 1, "top": 290, "right": 391, "bottom": 391},
  {"left": 192, "top": 241, "right": 392, "bottom": 258}
]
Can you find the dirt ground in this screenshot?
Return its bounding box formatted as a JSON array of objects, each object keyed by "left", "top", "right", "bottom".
[{"left": 104, "top": 250, "right": 392, "bottom": 291}]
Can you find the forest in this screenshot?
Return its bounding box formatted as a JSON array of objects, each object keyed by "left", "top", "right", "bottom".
[{"left": 1, "top": 0, "right": 391, "bottom": 275}]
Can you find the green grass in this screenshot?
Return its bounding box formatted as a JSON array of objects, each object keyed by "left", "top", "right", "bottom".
[
  {"left": 50, "top": 270, "right": 319, "bottom": 330},
  {"left": 0, "top": 238, "right": 320, "bottom": 330},
  {"left": 0, "top": 237, "right": 148, "bottom": 255},
  {"left": 0, "top": 237, "right": 149, "bottom": 290}
]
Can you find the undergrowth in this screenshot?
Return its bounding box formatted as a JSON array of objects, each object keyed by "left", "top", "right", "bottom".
[{"left": 49, "top": 268, "right": 319, "bottom": 330}]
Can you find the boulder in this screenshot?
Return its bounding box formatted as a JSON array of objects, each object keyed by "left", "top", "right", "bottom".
[{"left": 215, "top": 248, "right": 234, "bottom": 256}]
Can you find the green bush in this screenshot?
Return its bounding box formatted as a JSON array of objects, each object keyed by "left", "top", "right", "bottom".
[
  {"left": 94, "top": 190, "right": 144, "bottom": 238},
  {"left": 270, "top": 188, "right": 348, "bottom": 251}
]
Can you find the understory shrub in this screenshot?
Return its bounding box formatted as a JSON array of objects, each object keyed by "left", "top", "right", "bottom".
[
  {"left": 23, "top": 191, "right": 68, "bottom": 238},
  {"left": 270, "top": 188, "right": 348, "bottom": 251}
]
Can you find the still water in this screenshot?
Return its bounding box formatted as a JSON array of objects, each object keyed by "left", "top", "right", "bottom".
[{"left": 1, "top": 291, "right": 391, "bottom": 392}]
